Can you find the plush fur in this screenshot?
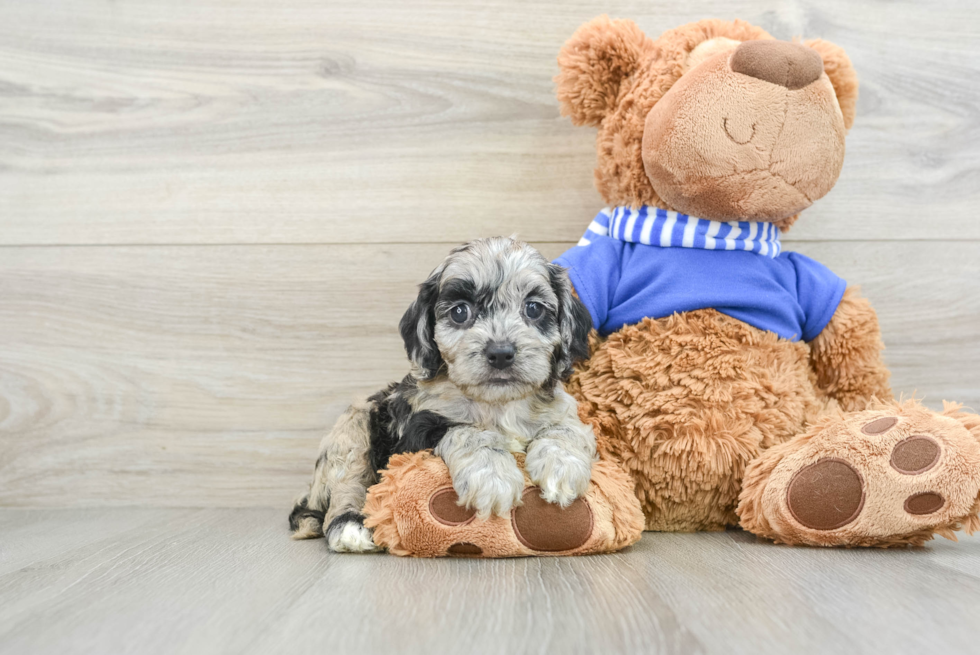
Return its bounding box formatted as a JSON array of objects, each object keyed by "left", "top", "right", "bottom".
[
  {"left": 290, "top": 237, "right": 602, "bottom": 552},
  {"left": 558, "top": 16, "right": 980, "bottom": 546},
  {"left": 567, "top": 309, "right": 826, "bottom": 532}
]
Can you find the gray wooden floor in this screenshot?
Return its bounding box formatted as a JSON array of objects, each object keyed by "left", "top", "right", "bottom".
[{"left": 2, "top": 508, "right": 979, "bottom": 655}]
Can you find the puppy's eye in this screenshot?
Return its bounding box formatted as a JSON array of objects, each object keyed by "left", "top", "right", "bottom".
[
  {"left": 524, "top": 301, "right": 543, "bottom": 320},
  {"left": 450, "top": 304, "right": 470, "bottom": 324}
]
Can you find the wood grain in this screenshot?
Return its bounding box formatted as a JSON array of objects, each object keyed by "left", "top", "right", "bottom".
[
  {"left": 0, "top": 1, "right": 978, "bottom": 510},
  {"left": 1, "top": 0, "right": 979, "bottom": 245},
  {"left": 2, "top": 508, "right": 980, "bottom": 655},
  {"left": 0, "top": 241, "right": 977, "bottom": 508}
]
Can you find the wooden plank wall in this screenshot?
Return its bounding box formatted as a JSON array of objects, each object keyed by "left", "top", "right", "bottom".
[{"left": 1, "top": 0, "right": 978, "bottom": 508}]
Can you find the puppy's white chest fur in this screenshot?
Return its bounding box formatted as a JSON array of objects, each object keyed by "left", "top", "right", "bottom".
[{"left": 411, "top": 378, "right": 580, "bottom": 453}]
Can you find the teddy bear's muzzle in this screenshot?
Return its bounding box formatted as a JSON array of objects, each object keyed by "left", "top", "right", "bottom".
[{"left": 641, "top": 42, "right": 846, "bottom": 222}]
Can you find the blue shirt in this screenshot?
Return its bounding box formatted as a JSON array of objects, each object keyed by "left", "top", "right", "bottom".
[{"left": 554, "top": 235, "right": 846, "bottom": 342}]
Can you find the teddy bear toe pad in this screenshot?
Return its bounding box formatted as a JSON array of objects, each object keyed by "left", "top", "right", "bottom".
[
  {"left": 428, "top": 488, "right": 476, "bottom": 526},
  {"left": 742, "top": 402, "right": 980, "bottom": 547},
  {"left": 446, "top": 542, "right": 483, "bottom": 556}
]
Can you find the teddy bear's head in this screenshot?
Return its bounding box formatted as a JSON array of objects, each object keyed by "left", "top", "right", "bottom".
[{"left": 556, "top": 16, "right": 858, "bottom": 228}]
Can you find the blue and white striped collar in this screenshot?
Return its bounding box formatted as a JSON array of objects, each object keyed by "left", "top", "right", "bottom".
[{"left": 578, "top": 205, "right": 782, "bottom": 258}]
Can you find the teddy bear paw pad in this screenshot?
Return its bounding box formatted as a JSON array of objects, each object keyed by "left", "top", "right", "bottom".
[
  {"left": 786, "top": 458, "right": 865, "bottom": 530},
  {"left": 751, "top": 404, "right": 980, "bottom": 547}
]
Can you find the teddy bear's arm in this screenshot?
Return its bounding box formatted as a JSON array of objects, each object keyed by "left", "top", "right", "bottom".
[{"left": 808, "top": 286, "right": 892, "bottom": 411}]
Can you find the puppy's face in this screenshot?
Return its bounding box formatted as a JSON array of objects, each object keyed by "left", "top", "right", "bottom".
[
  {"left": 400, "top": 238, "right": 592, "bottom": 403},
  {"left": 433, "top": 243, "right": 561, "bottom": 403}
]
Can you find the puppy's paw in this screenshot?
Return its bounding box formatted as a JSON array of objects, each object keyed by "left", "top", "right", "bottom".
[
  {"left": 451, "top": 449, "right": 525, "bottom": 520},
  {"left": 325, "top": 512, "right": 380, "bottom": 553},
  {"left": 525, "top": 441, "right": 593, "bottom": 508}
]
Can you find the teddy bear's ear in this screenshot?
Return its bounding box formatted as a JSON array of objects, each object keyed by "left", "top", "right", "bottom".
[
  {"left": 555, "top": 15, "right": 654, "bottom": 127},
  {"left": 804, "top": 39, "right": 859, "bottom": 131}
]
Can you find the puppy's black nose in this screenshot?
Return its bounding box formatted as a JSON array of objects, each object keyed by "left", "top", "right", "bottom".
[{"left": 486, "top": 342, "right": 516, "bottom": 370}]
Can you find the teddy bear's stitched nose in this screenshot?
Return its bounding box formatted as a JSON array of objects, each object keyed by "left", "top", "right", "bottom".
[{"left": 730, "top": 40, "right": 823, "bottom": 90}]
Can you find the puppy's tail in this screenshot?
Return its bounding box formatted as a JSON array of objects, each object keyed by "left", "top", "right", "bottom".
[{"left": 289, "top": 492, "right": 327, "bottom": 540}]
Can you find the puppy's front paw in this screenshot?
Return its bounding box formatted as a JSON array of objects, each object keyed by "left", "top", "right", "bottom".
[
  {"left": 525, "top": 441, "right": 593, "bottom": 507},
  {"left": 451, "top": 449, "right": 525, "bottom": 520},
  {"left": 325, "top": 512, "right": 380, "bottom": 553}
]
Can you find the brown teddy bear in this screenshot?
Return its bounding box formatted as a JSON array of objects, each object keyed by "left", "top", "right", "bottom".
[
  {"left": 554, "top": 15, "right": 980, "bottom": 547},
  {"left": 364, "top": 16, "right": 980, "bottom": 554}
]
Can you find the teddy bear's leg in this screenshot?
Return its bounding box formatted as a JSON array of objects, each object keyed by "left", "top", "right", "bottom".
[
  {"left": 363, "top": 452, "right": 644, "bottom": 557},
  {"left": 737, "top": 401, "right": 980, "bottom": 547}
]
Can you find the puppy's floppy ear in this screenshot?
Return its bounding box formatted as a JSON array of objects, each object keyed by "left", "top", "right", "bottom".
[
  {"left": 555, "top": 15, "right": 654, "bottom": 127},
  {"left": 399, "top": 267, "right": 444, "bottom": 380},
  {"left": 804, "top": 38, "right": 859, "bottom": 131},
  {"left": 548, "top": 263, "right": 593, "bottom": 380}
]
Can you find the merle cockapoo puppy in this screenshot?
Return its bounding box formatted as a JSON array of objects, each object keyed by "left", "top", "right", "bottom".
[{"left": 290, "top": 237, "right": 596, "bottom": 552}]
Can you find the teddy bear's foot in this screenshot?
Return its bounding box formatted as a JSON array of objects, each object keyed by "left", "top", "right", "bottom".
[
  {"left": 362, "top": 451, "right": 644, "bottom": 557},
  {"left": 737, "top": 400, "right": 980, "bottom": 547}
]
